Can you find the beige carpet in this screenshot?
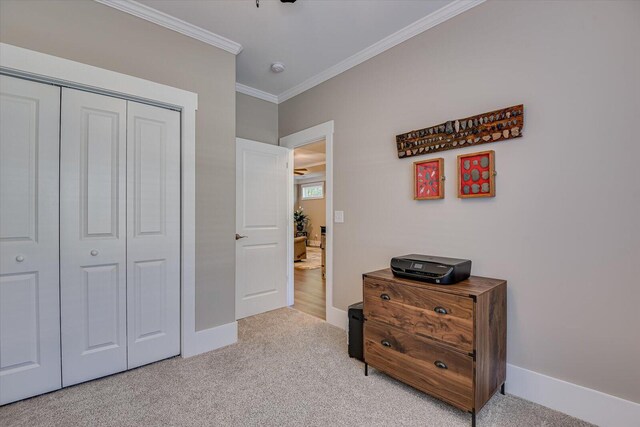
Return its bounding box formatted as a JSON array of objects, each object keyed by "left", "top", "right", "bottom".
[
  {"left": 294, "top": 246, "right": 322, "bottom": 270},
  {"left": 0, "top": 308, "right": 592, "bottom": 427}
]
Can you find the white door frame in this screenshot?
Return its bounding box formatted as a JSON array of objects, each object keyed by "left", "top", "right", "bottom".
[
  {"left": 280, "top": 121, "right": 345, "bottom": 329},
  {"left": 0, "top": 43, "right": 203, "bottom": 357}
]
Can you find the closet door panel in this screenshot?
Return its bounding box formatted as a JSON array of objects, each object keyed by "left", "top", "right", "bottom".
[
  {"left": 0, "top": 76, "right": 61, "bottom": 405},
  {"left": 127, "top": 102, "right": 180, "bottom": 368},
  {"left": 60, "top": 88, "right": 127, "bottom": 386}
]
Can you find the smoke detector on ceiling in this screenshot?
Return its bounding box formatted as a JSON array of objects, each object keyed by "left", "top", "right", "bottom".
[{"left": 270, "top": 62, "right": 286, "bottom": 73}]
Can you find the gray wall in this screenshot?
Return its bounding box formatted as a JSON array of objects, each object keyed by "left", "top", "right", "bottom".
[
  {"left": 0, "top": 0, "right": 237, "bottom": 331},
  {"left": 237, "top": 92, "right": 278, "bottom": 144},
  {"left": 279, "top": 0, "right": 640, "bottom": 403}
]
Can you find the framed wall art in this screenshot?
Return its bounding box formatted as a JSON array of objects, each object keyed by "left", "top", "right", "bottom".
[
  {"left": 414, "top": 158, "right": 444, "bottom": 200},
  {"left": 458, "top": 150, "right": 495, "bottom": 198}
]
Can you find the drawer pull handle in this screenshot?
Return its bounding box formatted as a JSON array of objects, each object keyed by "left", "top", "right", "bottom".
[
  {"left": 381, "top": 340, "right": 392, "bottom": 348},
  {"left": 434, "top": 306, "right": 448, "bottom": 315},
  {"left": 434, "top": 360, "right": 448, "bottom": 370},
  {"left": 380, "top": 294, "right": 391, "bottom": 301}
]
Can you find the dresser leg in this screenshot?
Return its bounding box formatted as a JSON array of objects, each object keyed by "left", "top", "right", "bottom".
[
  {"left": 471, "top": 411, "right": 476, "bottom": 427},
  {"left": 500, "top": 383, "right": 505, "bottom": 395},
  {"left": 364, "top": 363, "right": 368, "bottom": 376}
]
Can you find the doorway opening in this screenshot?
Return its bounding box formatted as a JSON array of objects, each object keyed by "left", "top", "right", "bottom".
[
  {"left": 292, "top": 140, "right": 326, "bottom": 319},
  {"left": 282, "top": 121, "right": 342, "bottom": 329}
]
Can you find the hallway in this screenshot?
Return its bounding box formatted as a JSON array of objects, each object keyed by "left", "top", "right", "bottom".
[{"left": 293, "top": 257, "right": 325, "bottom": 320}]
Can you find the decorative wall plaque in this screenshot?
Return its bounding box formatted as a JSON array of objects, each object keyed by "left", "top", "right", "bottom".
[
  {"left": 457, "top": 150, "right": 496, "bottom": 198},
  {"left": 396, "top": 104, "right": 523, "bottom": 159},
  {"left": 414, "top": 158, "right": 444, "bottom": 200}
]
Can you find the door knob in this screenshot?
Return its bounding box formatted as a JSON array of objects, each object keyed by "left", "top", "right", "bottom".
[
  {"left": 90, "top": 250, "right": 99, "bottom": 256},
  {"left": 16, "top": 255, "right": 25, "bottom": 262},
  {"left": 235, "top": 234, "right": 247, "bottom": 240}
]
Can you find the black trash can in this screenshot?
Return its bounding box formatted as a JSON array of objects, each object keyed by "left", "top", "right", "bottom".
[{"left": 348, "top": 302, "right": 364, "bottom": 361}]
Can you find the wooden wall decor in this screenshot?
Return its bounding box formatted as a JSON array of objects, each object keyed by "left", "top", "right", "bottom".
[
  {"left": 396, "top": 104, "right": 523, "bottom": 159},
  {"left": 414, "top": 158, "right": 444, "bottom": 200},
  {"left": 458, "top": 150, "right": 496, "bottom": 198}
]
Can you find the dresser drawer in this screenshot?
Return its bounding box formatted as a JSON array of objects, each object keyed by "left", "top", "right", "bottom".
[
  {"left": 364, "top": 320, "right": 473, "bottom": 411},
  {"left": 363, "top": 278, "right": 474, "bottom": 352}
]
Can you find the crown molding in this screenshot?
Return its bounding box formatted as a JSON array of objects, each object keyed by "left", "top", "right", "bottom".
[
  {"left": 277, "top": 0, "right": 485, "bottom": 103},
  {"left": 294, "top": 172, "right": 326, "bottom": 183},
  {"left": 295, "top": 160, "right": 326, "bottom": 169},
  {"left": 96, "top": 0, "right": 484, "bottom": 102},
  {"left": 94, "top": 0, "right": 243, "bottom": 55},
  {"left": 236, "top": 83, "right": 279, "bottom": 104}
]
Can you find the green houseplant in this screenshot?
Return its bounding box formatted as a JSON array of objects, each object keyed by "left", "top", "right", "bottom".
[{"left": 294, "top": 207, "right": 309, "bottom": 232}]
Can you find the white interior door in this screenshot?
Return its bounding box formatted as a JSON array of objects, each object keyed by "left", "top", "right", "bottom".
[
  {"left": 236, "top": 138, "right": 289, "bottom": 319},
  {"left": 0, "top": 76, "right": 61, "bottom": 405},
  {"left": 60, "top": 88, "right": 127, "bottom": 386},
  {"left": 126, "top": 101, "right": 180, "bottom": 369}
]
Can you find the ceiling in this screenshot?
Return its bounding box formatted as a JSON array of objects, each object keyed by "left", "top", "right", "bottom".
[
  {"left": 294, "top": 139, "right": 325, "bottom": 169},
  {"left": 134, "top": 0, "right": 460, "bottom": 101},
  {"left": 294, "top": 164, "right": 326, "bottom": 182}
]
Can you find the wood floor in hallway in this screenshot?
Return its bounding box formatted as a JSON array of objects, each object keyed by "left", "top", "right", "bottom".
[{"left": 293, "top": 266, "right": 325, "bottom": 320}]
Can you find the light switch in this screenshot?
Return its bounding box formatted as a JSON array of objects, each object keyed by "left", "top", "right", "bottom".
[{"left": 334, "top": 210, "right": 344, "bottom": 223}]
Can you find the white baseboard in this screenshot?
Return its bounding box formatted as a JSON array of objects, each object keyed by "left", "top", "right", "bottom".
[
  {"left": 326, "top": 306, "right": 348, "bottom": 331},
  {"left": 506, "top": 364, "right": 640, "bottom": 427},
  {"left": 188, "top": 321, "right": 238, "bottom": 357}
]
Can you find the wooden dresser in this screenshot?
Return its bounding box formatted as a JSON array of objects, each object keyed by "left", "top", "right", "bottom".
[{"left": 362, "top": 269, "right": 506, "bottom": 427}]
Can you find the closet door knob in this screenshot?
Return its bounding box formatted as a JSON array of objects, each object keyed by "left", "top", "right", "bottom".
[
  {"left": 16, "top": 255, "right": 25, "bottom": 262},
  {"left": 380, "top": 294, "right": 391, "bottom": 301},
  {"left": 90, "top": 250, "right": 99, "bottom": 256},
  {"left": 381, "top": 340, "right": 392, "bottom": 348}
]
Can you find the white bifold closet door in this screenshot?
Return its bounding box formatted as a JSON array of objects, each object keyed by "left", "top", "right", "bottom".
[
  {"left": 126, "top": 101, "right": 180, "bottom": 369},
  {"left": 60, "top": 89, "right": 128, "bottom": 386},
  {"left": 0, "top": 76, "right": 61, "bottom": 405},
  {"left": 60, "top": 88, "right": 180, "bottom": 386}
]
